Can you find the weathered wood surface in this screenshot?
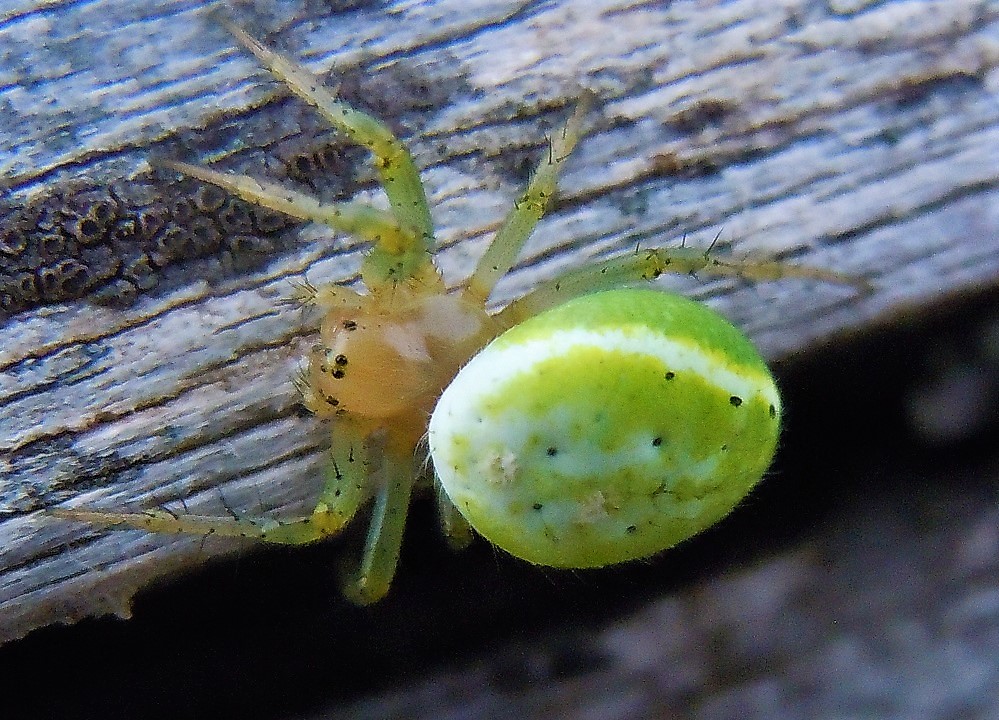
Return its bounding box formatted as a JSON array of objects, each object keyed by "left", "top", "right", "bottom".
[{"left": 0, "top": 0, "right": 997, "bottom": 646}]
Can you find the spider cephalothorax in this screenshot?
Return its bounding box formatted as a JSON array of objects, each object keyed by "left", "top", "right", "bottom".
[
  {"left": 54, "top": 20, "right": 863, "bottom": 604},
  {"left": 297, "top": 282, "right": 501, "bottom": 446}
]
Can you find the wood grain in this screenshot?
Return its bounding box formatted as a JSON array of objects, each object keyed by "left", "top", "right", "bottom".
[{"left": 1, "top": 0, "right": 997, "bottom": 644}]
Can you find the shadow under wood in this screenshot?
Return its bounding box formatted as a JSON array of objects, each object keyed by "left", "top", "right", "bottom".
[{"left": 2, "top": 289, "right": 998, "bottom": 720}]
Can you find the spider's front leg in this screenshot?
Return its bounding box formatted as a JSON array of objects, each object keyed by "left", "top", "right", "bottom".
[
  {"left": 158, "top": 20, "right": 442, "bottom": 290},
  {"left": 219, "top": 21, "right": 432, "bottom": 242},
  {"left": 53, "top": 421, "right": 371, "bottom": 551},
  {"left": 55, "top": 420, "right": 416, "bottom": 605}
]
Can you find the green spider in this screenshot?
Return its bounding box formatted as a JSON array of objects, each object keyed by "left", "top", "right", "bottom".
[{"left": 54, "top": 22, "right": 862, "bottom": 604}]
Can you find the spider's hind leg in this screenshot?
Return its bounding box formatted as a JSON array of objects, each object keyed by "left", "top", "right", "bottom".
[{"left": 497, "top": 241, "right": 870, "bottom": 325}]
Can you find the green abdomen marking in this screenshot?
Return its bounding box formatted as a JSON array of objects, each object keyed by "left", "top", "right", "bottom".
[{"left": 429, "top": 288, "right": 781, "bottom": 568}]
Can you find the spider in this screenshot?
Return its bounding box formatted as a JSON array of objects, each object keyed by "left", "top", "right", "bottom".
[{"left": 54, "top": 22, "right": 863, "bottom": 604}]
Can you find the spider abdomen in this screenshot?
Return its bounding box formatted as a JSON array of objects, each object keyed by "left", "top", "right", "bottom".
[{"left": 428, "top": 288, "right": 781, "bottom": 568}]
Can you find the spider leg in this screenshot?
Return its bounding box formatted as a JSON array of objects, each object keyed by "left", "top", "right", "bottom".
[
  {"left": 220, "top": 21, "right": 438, "bottom": 288},
  {"left": 341, "top": 433, "right": 415, "bottom": 604},
  {"left": 159, "top": 160, "right": 422, "bottom": 268},
  {"left": 437, "top": 487, "right": 474, "bottom": 550},
  {"left": 463, "top": 97, "right": 591, "bottom": 302},
  {"left": 49, "top": 507, "right": 330, "bottom": 542},
  {"left": 496, "top": 245, "right": 870, "bottom": 325},
  {"left": 52, "top": 421, "right": 373, "bottom": 545}
]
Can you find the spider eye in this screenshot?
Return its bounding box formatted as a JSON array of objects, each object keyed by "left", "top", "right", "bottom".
[{"left": 428, "top": 287, "right": 781, "bottom": 569}]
